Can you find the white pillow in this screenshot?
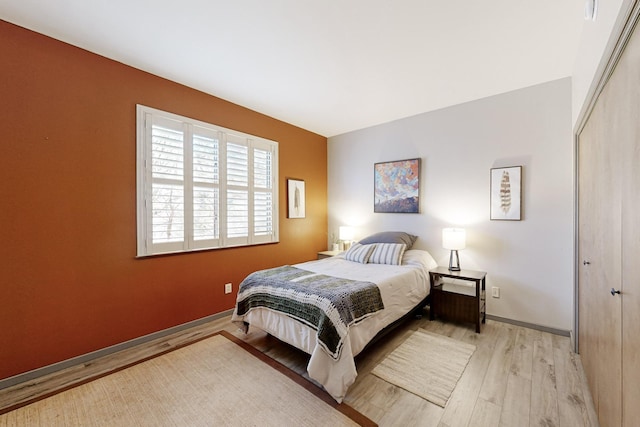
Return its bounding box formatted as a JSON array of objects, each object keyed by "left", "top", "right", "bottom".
[
  {"left": 368, "top": 243, "right": 407, "bottom": 265},
  {"left": 344, "top": 243, "right": 375, "bottom": 264},
  {"left": 402, "top": 249, "right": 438, "bottom": 270}
]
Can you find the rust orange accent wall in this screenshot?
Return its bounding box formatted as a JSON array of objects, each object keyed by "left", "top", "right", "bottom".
[{"left": 0, "top": 20, "right": 327, "bottom": 380}]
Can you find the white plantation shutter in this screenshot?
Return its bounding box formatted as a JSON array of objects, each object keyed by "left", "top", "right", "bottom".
[
  {"left": 137, "top": 105, "right": 278, "bottom": 256},
  {"left": 191, "top": 126, "right": 220, "bottom": 247},
  {"left": 226, "top": 138, "right": 249, "bottom": 244},
  {"left": 149, "top": 116, "right": 185, "bottom": 253},
  {"left": 253, "top": 145, "right": 274, "bottom": 240}
]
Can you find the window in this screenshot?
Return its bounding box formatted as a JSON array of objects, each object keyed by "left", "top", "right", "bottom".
[{"left": 136, "top": 105, "right": 278, "bottom": 256}]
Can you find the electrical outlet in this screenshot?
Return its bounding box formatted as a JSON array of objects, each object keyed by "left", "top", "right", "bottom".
[
  {"left": 492, "top": 287, "right": 500, "bottom": 298},
  {"left": 224, "top": 283, "right": 232, "bottom": 294}
]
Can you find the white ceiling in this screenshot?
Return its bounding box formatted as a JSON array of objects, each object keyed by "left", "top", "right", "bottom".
[{"left": 1, "top": 0, "right": 585, "bottom": 137}]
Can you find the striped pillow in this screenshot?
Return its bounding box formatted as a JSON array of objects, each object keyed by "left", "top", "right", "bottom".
[
  {"left": 368, "top": 243, "right": 407, "bottom": 265},
  {"left": 344, "top": 243, "right": 375, "bottom": 264}
]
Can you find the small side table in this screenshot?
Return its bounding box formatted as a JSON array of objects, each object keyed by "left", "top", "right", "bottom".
[
  {"left": 317, "top": 250, "right": 342, "bottom": 260},
  {"left": 429, "top": 267, "right": 486, "bottom": 333}
]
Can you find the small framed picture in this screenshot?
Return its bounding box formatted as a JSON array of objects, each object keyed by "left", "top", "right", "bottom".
[
  {"left": 287, "top": 178, "right": 305, "bottom": 218},
  {"left": 490, "top": 166, "right": 522, "bottom": 220}
]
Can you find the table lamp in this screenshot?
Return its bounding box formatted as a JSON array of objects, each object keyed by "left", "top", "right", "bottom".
[
  {"left": 339, "top": 226, "right": 354, "bottom": 250},
  {"left": 442, "top": 228, "right": 466, "bottom": 271}
]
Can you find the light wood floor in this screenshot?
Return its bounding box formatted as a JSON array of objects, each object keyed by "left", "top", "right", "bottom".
[{"left": 0, "top": 312, "right": 599, "bottom": 427}]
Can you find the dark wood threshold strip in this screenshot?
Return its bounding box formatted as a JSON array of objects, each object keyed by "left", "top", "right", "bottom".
[
  {"left": 221, "top": 330, "right": 377, "bottom": 427},
  {"left": 1, "top": 330, "right": 376, "bottom": 427}
]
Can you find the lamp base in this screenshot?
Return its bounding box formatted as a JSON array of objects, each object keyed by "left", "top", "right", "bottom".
[{"left": 448, "top": 250, "right": 461, "bottom": 271}]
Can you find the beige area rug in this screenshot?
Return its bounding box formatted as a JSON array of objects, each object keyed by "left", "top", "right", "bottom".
[
  {"left": 0, "top": 331, "right": 375, "bottom": 426},
  {"left": 371, "top": 329, "right": 475, "bottom": 407}
]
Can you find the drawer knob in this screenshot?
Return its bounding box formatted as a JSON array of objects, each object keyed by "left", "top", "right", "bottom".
[{"left": 611, "top": 288, "right": 621, "bottom": 296}]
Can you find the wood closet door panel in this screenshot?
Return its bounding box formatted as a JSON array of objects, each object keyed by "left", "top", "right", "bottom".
[
  {"left": 619, "top": 20, "right": 640, "bottom": 427},
  {"left": 578, "top": 8, "right": 640, "bottom": 427},
  {"left": 578, "top": 107, "right": 623, "bottom": 427},
  {"left": 594, "top": 71, "right": 623, "bottom": 427},
  {"left": 577, "top": 117, "right": 601, "bottom": 408},
  {"left": 578, "top": 43, "right": 624, "bottom": 427}
]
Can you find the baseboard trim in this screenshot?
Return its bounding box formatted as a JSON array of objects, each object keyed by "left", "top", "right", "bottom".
[
  {"left": 487, "top": 314, "right": 571, "bottom": 337},
  {"left": 0, "top": 309, "right": 234, "bottom": 390}
]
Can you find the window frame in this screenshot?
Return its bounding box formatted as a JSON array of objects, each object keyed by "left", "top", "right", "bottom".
[{"left": 136, "top": 105, "right": 279, "bottom": 257}]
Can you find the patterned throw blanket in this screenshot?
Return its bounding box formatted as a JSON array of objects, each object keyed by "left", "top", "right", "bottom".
[{"left": 234, "top": 266, "right": 385, "bottom": 360}]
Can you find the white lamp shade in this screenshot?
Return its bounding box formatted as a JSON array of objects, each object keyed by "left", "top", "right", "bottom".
[
  {"left": 339, "top": 226, "right": 354, "bottom": 241},
  {"left": 442, "top": 228, "right": 466, "bottom": 250}
]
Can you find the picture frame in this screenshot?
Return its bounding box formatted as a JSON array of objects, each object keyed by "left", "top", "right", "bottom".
[
  {"left": 490, "top": 166, "right": 522, "bottom": 220},
  {"left": 287, "top": 178, "right": 306, "bottom": 218},
  {"left": 374, "top": 158, "right": 420, "bottom": 213}
]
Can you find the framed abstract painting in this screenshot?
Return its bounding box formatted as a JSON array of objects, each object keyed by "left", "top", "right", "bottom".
[
  {"left": 490, "top": 166, "right": 522, "bottom": 220},
  {"left": 374, "top": 158, "right": 420, "bottom": 213}
]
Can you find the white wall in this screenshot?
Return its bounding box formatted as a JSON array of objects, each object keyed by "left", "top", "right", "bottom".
[
  {"left": 328, "top": 78, "right": 573, "bottom": 331},
  {"left": 572, "top": 0, "right": 633, "bottom": 127}
]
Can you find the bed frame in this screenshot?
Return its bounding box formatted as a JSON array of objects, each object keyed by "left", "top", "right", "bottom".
[{"left": 359, "top": 294, "right": 430, "bottom": 354}]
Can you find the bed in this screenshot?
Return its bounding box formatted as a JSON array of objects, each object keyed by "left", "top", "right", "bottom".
[{"left": 231, "top": 232, "right": 437, "bottom": 402}]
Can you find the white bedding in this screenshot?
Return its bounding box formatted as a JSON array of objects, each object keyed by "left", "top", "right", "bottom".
[{"left": 231, "top": 249, "right": 436, "bottom": 402}]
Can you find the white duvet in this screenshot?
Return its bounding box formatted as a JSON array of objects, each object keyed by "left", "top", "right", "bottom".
[{"left": 231, "top": 249, "right": 437, "bottom": 402}]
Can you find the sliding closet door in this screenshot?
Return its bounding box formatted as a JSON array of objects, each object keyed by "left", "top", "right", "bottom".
[
  {"left": 619, "top": 19, "right": 640, "bottom": 427},
  {"left": 578, "top": 93, "right": 622, "bottom": 427},
  {"left": 577, "top": 121, "right": 600, "bottom": 412},
  {"left": 577, "top": 9, "right": 640, "bottom": 426},
  {"left": 577, "top": 116, "right": 598, "bottom": 408},
  {"left": 594, "top": 70, "right": 623, "bottom": 427}
]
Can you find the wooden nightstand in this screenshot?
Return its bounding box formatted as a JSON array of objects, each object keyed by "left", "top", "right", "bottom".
[
  {"left": 317, "top": 250, "right": 342, "bottom": 260},
  {"left": 429, "top": 267, "right": 486, "bottom": 333}
]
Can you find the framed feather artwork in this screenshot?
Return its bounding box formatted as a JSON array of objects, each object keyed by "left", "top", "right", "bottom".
[
  {"left": 287, "top": 178, "right": 305, "bottom": 218},
  {"left": 490, "top": 166, "right": 522, "bottom": 220}
]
